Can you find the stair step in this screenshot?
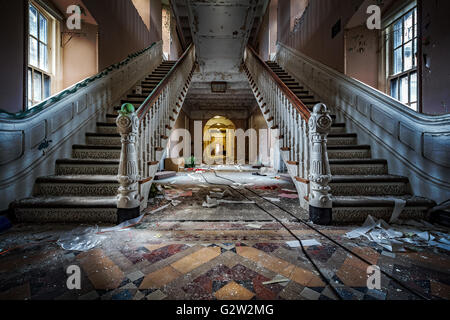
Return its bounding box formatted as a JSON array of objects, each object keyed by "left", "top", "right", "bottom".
[
  {"left": 330, "top": 175, "right": 410, "bottom": 196},
  {"left": 141, "top": 81, "right": 160, "bottom": 85},
  {"left": 146, "top": 76, "right": 164, "bottom": 80},
  {"left": 56, "top": 159, "right": 119, "bottom": 175},
  {"left": 327, "top": 133, "right": 357, "bottom": 146},
  {"left": 331, "top": 123, "right": 346, "bottom": 133},
  {"left": 106, "top": 114, "right": 118, "bottom": 123},
  {"left": 291, "top": 90, "right": 309, "bottom": 95},
  {"left": 13, "top": 196, "right": 117, "bottom": 223},
  {"left": 127, "top": 94, "right": 148, "bottom": 99},
  {"left": 332, "top": 196, "right": 435, "bottom": 223},
  {"left": 286, "top": 86, "right": 304, "bottom": 90},
  {"left": 328, "top": 145, "right": 371, "bottom": 159},
  {"left": 73, "top": 145, "right": 121, "bottom": 160},
  {"left": 121, "top": 99, "right": 145, "bottom": 104},
  {"left": 35, "top": 175, "right": 119, "bottom": 197},
  {"left": 329, "top": 159, "right": 388, "bottom": 175},
  {"left": 97, "top": 122, "right": 118, "bottom": 134},
  {"left": 86, "top": 133, "right": 121, "bottom": 146},
  {"left": 297, "top": 95, "right": 315, "bottom": 100}
]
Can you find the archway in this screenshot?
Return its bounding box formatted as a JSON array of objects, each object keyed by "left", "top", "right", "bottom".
[{"left": 203, "top": 116, "right": 236, "bottom": 164}]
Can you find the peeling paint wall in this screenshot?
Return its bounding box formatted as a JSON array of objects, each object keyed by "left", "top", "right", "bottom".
[{"left": 344, "top": 25, "right": 379, "bottom": 89}]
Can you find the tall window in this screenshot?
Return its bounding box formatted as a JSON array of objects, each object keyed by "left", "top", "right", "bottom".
[
  {"left": 385, "top": 6, "right": 418, "bottom": 111},
  {"left": 28, "top": 3, "right": 51, "bottom": 108}
]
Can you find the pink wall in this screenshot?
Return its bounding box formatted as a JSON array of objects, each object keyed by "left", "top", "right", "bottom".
[
  {"left": 420, "top": 0, "right": 450, "bottom": 115},
  {"left": 278, "top": 0, "right": 364, "bottom": 73},
  {"left": 0, "top": 0, "right": 26, "bottom": 113},
  {"left": 256, "top": 6, "right": 270, "bottom": 61},
  {"left": 344, "top": 25, "right": 379, "bottom": 89},
  {"left": 83, "top": 0, "right": 161, "bottom": 70},
  {"left": 63, "top": 23, "right": 98, "bottom": 88}
]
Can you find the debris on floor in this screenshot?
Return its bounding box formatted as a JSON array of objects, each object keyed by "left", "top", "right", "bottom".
[
  {"left": 279, "top": 193, "right": 299, "bottom": 199},
  {"left": 345, "top": 215, "right": 450, "bottom": 252},
  {"left": 171, "top": 200, "right": 182, "bottom": 207},
  {"left": 262, "top": 275, "right": 290, "bottom": 286},
  {"left": 286, "top": 239, "right": 322, "bottom": 248},
  {"left": 246, "top": 223, "right": 262, "bottom": 229},
  {"left": 57, "top": 227, "right": 107, "bottom": 252},
  {"left": 101, "top": 215, "right": 146, "bottom": 233},
  {"left": 154, "top": 171, "right": 177, "bottom": 180},
  {"left": 202, "top": 195, "right": 255, "bottom": 208},
  {"left": 263, "top": 197, "right": 281, "bottom": 202},
  {"left": 281, "top": 189, "right": 297, "bottom": 193},
  {"left": 209, "top": 190, "right": 232, "bottom": 199}
]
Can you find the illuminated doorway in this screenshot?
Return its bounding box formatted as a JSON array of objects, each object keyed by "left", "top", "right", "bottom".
[{"left": 203, "top": 116, "right": 236, "bottom": 164}]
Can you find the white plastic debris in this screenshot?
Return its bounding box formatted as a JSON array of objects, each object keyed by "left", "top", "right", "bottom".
[
  {"left": 209, "top": 190, "right": 232, "bottom": 199},
  {"left": 219, "top": 199, "right": 255, "bottom": 204},
  {"left": 57, "top": 226, "right": 107, "bottom": 252},
  {"left": 262, "top": 275, "right": 290, "bottom": 285},
  {"left": 149, "top": 203, "right": 170, "bottom": 214},
  {"left": 202, "top": 195, "right": 219, "bottom": 208},
  {"left": 246, "top": 224, "right": 262, "bottom": 229},
  {"left": 345, "top": 215, "right": 450, "bottom": 252},
  {"left": 389, "top": 199, "right": 407, "bottom": 223},
  {"left": 171, "top": 200, "right": 181, "bottom": 207},
  {"left": 100, "top": 215, "right": 145, "bottom": 233},
  {"left": 301, "top": 239, "right": 322, "bottom": 247},
  {"left": 286, "top": 239, "right": 322, "bottom": 248},
  {"left": 263, "top": 197, "right": 281, "bottom": 202}
]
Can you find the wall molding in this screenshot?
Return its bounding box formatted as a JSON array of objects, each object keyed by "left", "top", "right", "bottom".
[
  {"left": 0, "top": 41, "right": 163, "bottom": 210},
  {"left": 276, "top": 42, "right": 450, "bottom": 203}
]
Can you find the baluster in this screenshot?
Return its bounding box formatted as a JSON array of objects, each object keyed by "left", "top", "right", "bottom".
[
  {"left": 308, "top": 103, "right": 333, "bottom": 225},
  {"left": 116, "top": 105, "right": 140, "bottom": 222}
]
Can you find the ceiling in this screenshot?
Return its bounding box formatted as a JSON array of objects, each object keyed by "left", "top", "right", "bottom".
[
  {"left": 171, "top": 0, "right": 268, "bottom": 120},
  {"left": 186, "top": 0, "right": 267, "bottom": 75}
]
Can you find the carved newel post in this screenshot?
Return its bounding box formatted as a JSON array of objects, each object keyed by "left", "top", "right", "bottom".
[
  {"left": 308, "top": 103, "right": 333, "bottom": 225},
  {"left": 116, "top": 104, "right": 141, "bottom": 223}
]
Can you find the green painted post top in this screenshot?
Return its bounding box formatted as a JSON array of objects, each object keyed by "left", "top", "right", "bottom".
[{"left": 119, "top": 103, "right": 135, "bottom": 116}]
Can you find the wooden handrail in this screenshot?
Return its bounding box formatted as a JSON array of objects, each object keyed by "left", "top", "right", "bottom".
[
  {"left": 246, "top": 45, "right": 311, "bottom": 121},
  {"left": 137, "top": 43, "right": 194, "bottom": 120}
]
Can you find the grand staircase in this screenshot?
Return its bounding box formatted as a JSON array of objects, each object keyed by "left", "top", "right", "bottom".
[
  {"left": 265, "top": 61, "right": 436, "bottom": 223},
  {"left": 13, "top": 61, "right": 178, "bottom": 223}
]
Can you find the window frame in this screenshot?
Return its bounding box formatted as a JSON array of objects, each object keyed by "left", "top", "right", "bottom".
[
  {"left": 384, "top": 4, "right": 419, "bottom": 111},
  {"left": 27, "top": 1, "right": 53, "bottom": 109}
]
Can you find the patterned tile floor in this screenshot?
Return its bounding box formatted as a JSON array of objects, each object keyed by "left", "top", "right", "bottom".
[{"left": 0, "top": 173, "right": 449, "bottom": 300}]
